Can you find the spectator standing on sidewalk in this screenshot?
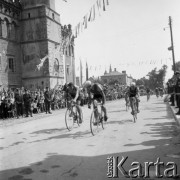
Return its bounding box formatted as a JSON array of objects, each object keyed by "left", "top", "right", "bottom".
[
  {"left": 23, "top": 89, "right": 33, "bottom": 117},
  {"left": 175, "top": 71, "right": 180, "bottom": 115},
  {"left": 15, "top": 89, "right": 23, "bottom": 119},
  {"left": 44, "top": 87, "right": 52, "bottom": 114}
]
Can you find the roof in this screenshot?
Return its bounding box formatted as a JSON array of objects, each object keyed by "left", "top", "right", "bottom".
[{"left": 101, "top": 71, "right": 124, "bottom": 77}]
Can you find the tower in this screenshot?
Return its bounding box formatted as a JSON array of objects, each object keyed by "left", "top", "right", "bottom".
[{"left": 20, "top": 0, "right": 64, "bottom": 89}]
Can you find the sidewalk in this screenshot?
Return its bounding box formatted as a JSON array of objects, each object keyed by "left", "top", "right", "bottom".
[{"left": 168, "top": 101, "right": 180, "bottom": 126}]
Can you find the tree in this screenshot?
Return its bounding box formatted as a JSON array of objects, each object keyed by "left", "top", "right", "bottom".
[
  {"left": 172, "top": 61, "right": 180, "bottom": 72},
  {"left": 137, "top": 64, "right": 167, "bottom": 90}
]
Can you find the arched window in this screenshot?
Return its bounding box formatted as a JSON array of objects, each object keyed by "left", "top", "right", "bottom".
[
  {"left": 0, "top": 18, "right": 2, "bottom": 37},
  {"left": 4, "top": 18, "right": 10, "bottom": 38},
  {"left": 71, "top": 45, "right": 74, "bottom": 57},
  {"left": 11, "top": 21, "right": 17, "bottom": 40},
  {"left": 54, "top": 58, "right": 59, "bottom": 73},
  {"left": 69, "top": 45, "right": 71, "bottom": 56}
]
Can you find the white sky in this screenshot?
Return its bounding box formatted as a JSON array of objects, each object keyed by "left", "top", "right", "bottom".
[{"left": 55, "top": 0, "right": 180, "bottom": 81}]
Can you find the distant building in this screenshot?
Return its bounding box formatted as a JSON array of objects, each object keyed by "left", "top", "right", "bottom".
[
  {"left": 101, "top": 66, "right": 133, "bottom": 86},
  {"left": 0, "top": 0, "right": 75, "bottom": 90}
]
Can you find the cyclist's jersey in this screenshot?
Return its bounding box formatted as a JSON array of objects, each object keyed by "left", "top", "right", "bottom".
[
  {"left": 90, "top": 83, "right": 104, "bottom": 96},
  {"left": 63, "top": 84, "right": 80, "bottom": 100},
  {"left": 155, "top": 88, "right": 159, "bottom": 93},
  {"left": 146, "top": 88, "right": 150, "bottom": 93},
  {"left": 128, "top": 86, "right": 138, "bottom": 97}
]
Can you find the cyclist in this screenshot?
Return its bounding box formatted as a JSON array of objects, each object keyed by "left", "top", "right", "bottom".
[
  {"left": 146, "top": 87, "right": 151, "bottom": 101},
  {"left": 159, "top": 88, "right": 164, "bottom": 97},
  {"left": 63, "top": 82, "right": 82, "bottom": 123},
  {"left": 128, "top": 82, "right": 140, "bottom": 114},
  {"left": 83, "top": 81, "right": 108, "bottom": 122},
  {"left": 155, "top": 87, "right": 159, "bottom": 98}
]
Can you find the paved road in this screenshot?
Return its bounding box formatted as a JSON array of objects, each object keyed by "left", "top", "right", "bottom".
[{"left": 0, "top": 95, "right": 180, "bottom": 180}]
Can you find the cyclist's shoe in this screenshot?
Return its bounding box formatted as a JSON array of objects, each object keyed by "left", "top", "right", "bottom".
[
  {"left": 79, "top": 119, "right": 82, "bottom": 124},
  {"left": 69, "top": 112, "right": 73, "bottom": 117},
  {"left": 93, "top": 122, "right": 98, "bottom": 126},
  {"left": 131, "top": 111, "right": 134, "bottom": 115},
  {"left": 137, "top": 110, "right": 140, "bottom": 113},
  {"left": 104, "top": 116, "right": 108, "bottom": 122}
]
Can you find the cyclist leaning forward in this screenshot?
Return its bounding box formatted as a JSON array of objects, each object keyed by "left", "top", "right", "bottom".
[
  {"left": 128, "top": 82, "right": 140, "bottom": 115},
  {"left": 63, "top": 82, "right": 83, "bottom": 123},
  {"left": 83, "top": 81, "right": 108, "bottom": 122}
]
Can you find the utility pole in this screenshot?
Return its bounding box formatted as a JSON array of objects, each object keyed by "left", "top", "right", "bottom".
[{"left": 168, "top": 16, "right": 176, "bottom": 74}]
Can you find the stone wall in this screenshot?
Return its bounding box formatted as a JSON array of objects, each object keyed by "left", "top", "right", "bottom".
[
  {"left": 0, "top": 39, "right": 22, "bottom": 88},
  {"left": 21, "top": 0, "right": 55, "bottom": 11}
]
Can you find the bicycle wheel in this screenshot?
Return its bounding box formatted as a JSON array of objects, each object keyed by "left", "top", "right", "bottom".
[
  {"left": 65, "top": 108, "right": 74, "bottom": 131},
  {"left": 76, "top": 107, "right": 83, "bottom": 126},
  {"left": 90, "top": 110, "right": 101, "bottom": 136}
]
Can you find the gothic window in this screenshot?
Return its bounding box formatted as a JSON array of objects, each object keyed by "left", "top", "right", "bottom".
[
  {"left": 52, "top": 13, "right": 54, "bottom": 20},
  {"left": 71, "top": 45, "right": 74, "bottom": 57},
  {"left": 8, "top": 57, "right": 15, "bottom": 72},
  {"left": 4, "top": 18, "right": 10, "bottom": 38},
  {"left": 28, "top": 13, "right": 31, "bottom": 18},
  {"left": 54, "top": 58, "right": 59, "bottom": 73},
  {"left": 0, "top": 55, "right": 2, "bottom": 71},
  {"left": 11, "top": 21, "right": 16, "bottom": 40},
  {"left": 66, "top": 65, "right": 69, "bottom": 75},
  {"left": 0, "top": 19, "right": 2, "bottom": 37},
  {"left": 69, "top": 45, "right": 71, "bottom": 56}
]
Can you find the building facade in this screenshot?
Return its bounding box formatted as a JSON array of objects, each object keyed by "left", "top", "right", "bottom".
[
  {"left": 101, "top": 67, "right": 133, "bottom": 86},
  {"left": 0, "top": 0, "right": 75, "bottom": 90}
]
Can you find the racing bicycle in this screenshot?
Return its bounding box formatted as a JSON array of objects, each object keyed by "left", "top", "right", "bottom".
[
  {"left": 90, "top": 100, "right": 105, "bottom": 136},
  {"left": 65, "top": 100, "right": 83, "bottom": 131}
]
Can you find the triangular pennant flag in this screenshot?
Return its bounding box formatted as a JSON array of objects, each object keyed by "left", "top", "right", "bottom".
[
  {"left": 103, "top": 0, "right": 106, "bottom": 11},
  {"left": 88, "top": 7, "right": 92, "bottom": 21},
  {"left": 96, "top": 0, "right": 101, "bottom": 16},
  {"left": 92, "top": 4, "right": 96, "bottom": 21}
]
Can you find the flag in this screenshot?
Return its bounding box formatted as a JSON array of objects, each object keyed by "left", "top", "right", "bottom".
[
  {"left": 92, "top": 4, "right": 96, "bottom": 21},
  {"left": 36, "top": 54, "right": 49, "bottom": 71},
  {"left": 168, "top": 46, "right": 173, "bottom": 51},
  {"left": 106, "top": 0, "right": 109, "bottom": 5},
  {"left": 86, "top": 62, "right": 89, "bottom": 80},
  {"left": 103, "top": 0, "right": 106, "bottom": 11},
  {"left": 88, "top": 7, "right": 92, "bottom": 21},
  {"left": 96, "top": 0, "right": 101, "bottom": 16},
  {"left": 80, "top": 59, "right": 83, "bottom": 85},
  {"left": 83, "top": 14, "right": 88, "bottom": 29}
]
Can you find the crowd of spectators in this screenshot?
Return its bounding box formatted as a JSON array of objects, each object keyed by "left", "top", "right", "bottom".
[
  {"left": 0, "top": 83, "right": 127, "bottom": 120},
  {"left": 167, "top": 71, "right": 180, "bottom": 115}
]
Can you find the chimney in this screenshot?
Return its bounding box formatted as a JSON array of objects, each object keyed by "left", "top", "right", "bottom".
[{"left": 122, "top": 71, "right": 126, "bottom": 74}]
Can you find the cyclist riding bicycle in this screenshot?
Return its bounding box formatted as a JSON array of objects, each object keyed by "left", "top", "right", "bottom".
[
  {"left": 63, "top": 82, "right": 82, "bottom": 123},
  {"left": 83, "top": 81, "right": 108, "bottom": 122},
  {"left": 128, "top": 82, "right": 140, "bottom": 114},
  {"left": 155, "top": 87, "right": 159, "bottom": 97},
  {"left": 146, "top": 87, "right": 151, "bottom": 100},
  {"left": 124, "top": 86, "right": 130, "bottom": 106}
]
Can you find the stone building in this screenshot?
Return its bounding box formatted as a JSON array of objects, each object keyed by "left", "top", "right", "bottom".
[
  {"left": 101, "top": 66, "right": 134, "bottom": 86},
  {"left": 0, "top": 0, "right": 75, "bottom": 90}
]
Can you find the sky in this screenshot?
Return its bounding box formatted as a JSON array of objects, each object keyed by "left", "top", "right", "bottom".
[{"left": 55, "top": 0, "right": 180, "bottom": 82}]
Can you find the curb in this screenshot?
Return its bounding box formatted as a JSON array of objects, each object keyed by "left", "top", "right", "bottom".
[{"left": 168, "top": 102, "right": 180, "bottom": 126}]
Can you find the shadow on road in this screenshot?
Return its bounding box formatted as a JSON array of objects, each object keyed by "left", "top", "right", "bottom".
[{"left": 1, "top": 102, "right": 180, "bottom": 180}]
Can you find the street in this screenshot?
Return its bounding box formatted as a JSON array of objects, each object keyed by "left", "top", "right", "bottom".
[{"left": 0, "top": 96, "right": 180, "bottom": 180}]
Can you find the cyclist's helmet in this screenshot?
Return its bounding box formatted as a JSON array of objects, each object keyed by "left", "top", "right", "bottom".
[
  {"left": 67, "top": 82, "right": 74, "bottom": 88},
  {"left": 130, "top": 82, "right": 136, "bottom": 86},
  {"left": 83, "top": 80, "right": 92, "bottom": 89}
]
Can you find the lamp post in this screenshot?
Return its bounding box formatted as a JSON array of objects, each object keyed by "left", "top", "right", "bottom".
[{"left": 168, "top": 16, "right": 176, "bottom": 74}]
